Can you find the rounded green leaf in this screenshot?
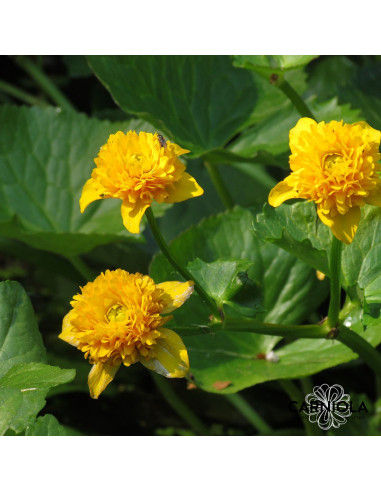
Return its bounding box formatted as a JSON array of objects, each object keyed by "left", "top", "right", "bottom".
[
  {"left": 88, "top": 56, "right": 258, "bottom": 157},
  {"left": 0, "top": 280, "right": 46, "bottom": 378}
]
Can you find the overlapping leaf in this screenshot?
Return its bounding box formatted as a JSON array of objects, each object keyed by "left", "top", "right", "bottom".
[
  {"left": 0, "top": 281, "right": 75, "bottom": 435},
  {"left": 150, "top": 207, "right": 331, "bottom": 393},
  {"left": 254, "top": 201, "right": 381, "bottom": 321}
]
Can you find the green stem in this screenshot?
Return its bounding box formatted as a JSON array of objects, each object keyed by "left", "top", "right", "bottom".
[
  {"left": 145, "top": 207, "right": 220, "bottom": 318},
  {"left": 222, "top": 317, "right": 331, "bottom": 339},
  {"left": 68, "top": 256, "right": 96, "bottom": 282},
  {"left": 299, "top": 377, "right": 314, "bottom": 396},
  {"left": 14, "top": 56, "right": 74, "bottom": 111},
  {"left": 205, "top": 161, "right": 234, "bottom": 209},
  {"left": 336, "top": 327, "right": 381, "bottom": 377},
  {"left": 225, "top": 393, "right": 272, "bottom": 434},
  {"left": 276, "top": 77, "right": 316, "bottom": 120},
  {"left": 279, "top": 379, "right": 322, "bottom": 436},
  {"left": 327, "top": 235, "right": 343, "bottom": 328},
  {"left": 0, "top": 79, "right": 47, "bottom": 107},
  {"left": 151, "top": 372, "right": 209, "bottom": 435}
]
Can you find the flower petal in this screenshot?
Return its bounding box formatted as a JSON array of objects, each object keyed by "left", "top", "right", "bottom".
[
  {"left": 140, "top": 328, "right": 189, "bottom": 378},
  {"left": 318, "top": 206, "right": 361, "bottom": 244},
  {"left": 88, "top": 359, "right": 122, "bottom": 399},
  {"left": 121, "top": 199, "right": 150, "bottom": 234},
  {"left": 164, "top": 172, "right": 204, "bottom": 203},
  {"left": 365, "top": 184, "right": 381, "bottom": 207},
  {"left": 156, "top": 281, "right": 194, "bottom": 314},
  {"left": 289, "top": 117, "right": 317, "bottom": 153},
  {"left": 168, "top": 142, "right": 191, "bottom": 157},
  {"left": 79, "top": 178, "right": 105, "bottom": 213},
  {"left": 354, "top": 121, "right": 381, "bottom": 147},
  {"left": 59, "top": 311, "right": 79, "bottom": 347},
  {"left": 268, "top": 178, "right": 298, "bottom": 207}
]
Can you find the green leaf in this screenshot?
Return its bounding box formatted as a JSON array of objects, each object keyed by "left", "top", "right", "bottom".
[
  {"left": 88, "top": 56, "right": 259, "bottom": 157},
  {"left": 189, "top": 305, "right": 381, "bottom": 393},
  {"left": 186, "top": 258, "right": 262, "bottom": 315},
  {"left": 340, "top": 62, "right": 381, "bottom": 130},
  {"left": 308, "top": 57, "right": 381, "bottom": 130},
  {"left": 0, "top": 280, "right": 47, "bottom": 378},
  {"left": 233, "top": 55, "right": 318, "bottom": 77},
  {"left": 0, "top": 363, "right": 75, "bottom": 390},
  {"left": 25, "top": 414, "right": 77, "bottom": 436},
  {"left": 254, "top": 202, "right": 331, "bottom": 274},
  {"left": 0, "top": 387, "right": 46, "bottom": 435},
  {"left": 254, "top": 201, "right": 381, "bottom": 320},
  {"left": 150, "top": 207, "right": 328, "bottom": 392},
  {"left": 0, "top": 281, "right": 75, "bottom": 435},
  {"left": 0, "top": 106, "right": 152, "bottom": 256}
]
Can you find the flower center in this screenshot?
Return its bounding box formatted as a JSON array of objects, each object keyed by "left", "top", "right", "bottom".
[
  {"left": 323, "top": 153, "right": 344, "bottom": 170},
  {"left": 107, "top": 304, "right": 128, "bottom": 323}
]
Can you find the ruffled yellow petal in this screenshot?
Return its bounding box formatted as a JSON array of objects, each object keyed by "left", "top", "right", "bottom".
[
  {"left": 140, "top": 328, "right": 189, "bottom": 378},
  {"left": 318, "top": 206, "right": 361, "bottom": 244},
  {"left": 164, "top": 172, "right": 204, "bottom": 203},
  {"left": 354, "top": 121, "right": 381, "bottom": 147},
  {"left": 156, "top": 281, "right": 194, "bottom": 314},
  {"left": 79, "top": 178, "right": 106, "bottom": 213},
  {"left": 58, "top": 311, "right": 79, "bottom": 347},
  {"left": 365, "top": 184, "right": 381, "bottom": 207},
  {"left": 289, "top": 117, "right": 317, "bottom": 153},
  {"left": 168, "top": 142, "right": 191, "bottom": 157},
  {"left": 121, "top": 199, "right": 150, "bottom": 234},
  {"left": 268, "top": 178, "right": 298, "bottom": 207},
  {"left": 88, "top": 359, "right": 122, "bottom": 399}
]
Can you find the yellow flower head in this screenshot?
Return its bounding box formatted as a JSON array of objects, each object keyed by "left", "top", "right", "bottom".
[
  {"left": 59, "top": 269, "right": 193, "bottom": 399},
  {"left": 269, "top": 118, "right": 381, "bottom": 243},
  {"left": 80, "top": 131, "right": 204, "bottom": 234}
]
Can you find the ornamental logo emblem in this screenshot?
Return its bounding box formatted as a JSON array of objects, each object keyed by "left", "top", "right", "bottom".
[{"left": 303, "top": 384, "right": 352, "bottom": 431}]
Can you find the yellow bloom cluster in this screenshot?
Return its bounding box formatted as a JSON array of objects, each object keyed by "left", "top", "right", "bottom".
[
  {"left": 269, "top": 118, "right": 381, "bottom": 243},
  {"left": 59, "top": 269, "right": 193, "bottom": 399},
  {"left": 80, "top": 131, "right": 204, "bottom": 234}
]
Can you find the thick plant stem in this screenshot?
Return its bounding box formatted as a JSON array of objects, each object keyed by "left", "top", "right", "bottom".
[
  {"left": 0, "top": 79, "right": 47, "bottom": 107},
  {"left": 222, "top": 317, "right": 331, "bottom": 339},
  {"left": 205, "top": 161, "right": 234, "bottom": 209},
  {"left": 145, "top": 207, "right": 220, "bottom": 318},
  {"left": 15, "top": 56, "right": 74, "bottom": 111},
  {"left": 279, "top": 380, "right": 322, "bottom": 436},
  {"left": 225, "top": 393, "right": 272, "bottom": 434},
  {"left": 327, "top": 236, "right": 343, "bottom": 328},
  {"left": 276, "top": 78, "right": 316, "bottom": 120},
  {"left": 68, "top": 256, "right": 96, "bottom": 282},
  {"left": 151, "top": 372, "right": 209, "bottom": 435},
  {"left": 336, "top": 327, "right": 381, "bottom": 377}
]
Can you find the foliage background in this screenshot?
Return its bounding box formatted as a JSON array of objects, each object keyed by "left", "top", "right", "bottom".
[{"left": 1, "top": 55, "right": 381, "bottom": 436}]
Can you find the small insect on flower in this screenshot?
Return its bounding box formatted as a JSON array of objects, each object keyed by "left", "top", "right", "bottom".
[
  {"left": 157, "top": 134, "right": 167, "bottom": 148},
  {"left": 59, "top": 269, "right": 194, "bottom": 399},
  {"left": 79, "top": 131, "right": 203, "bottom": 234},
  {"left": 268, "top": 118, "right": 381, "bottom": 243}
]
